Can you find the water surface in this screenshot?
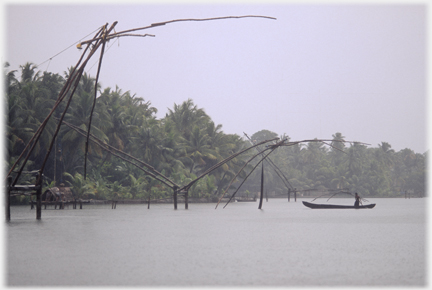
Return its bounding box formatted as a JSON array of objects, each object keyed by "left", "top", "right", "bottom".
[{"left": 6, "top": 198, "right": 426, "bottom": 286}]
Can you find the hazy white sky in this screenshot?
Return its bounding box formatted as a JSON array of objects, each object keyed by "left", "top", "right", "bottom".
[{"left": 3, "top": 1, "right": 429, "bottom": 153}]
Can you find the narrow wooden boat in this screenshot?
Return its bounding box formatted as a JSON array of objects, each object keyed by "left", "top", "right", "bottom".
[
  {"left": 302, "top": 201, "right": 376, "bottom": 209},
  {"left": 235, "top": 197, "right": 257, "bottom": 202}
]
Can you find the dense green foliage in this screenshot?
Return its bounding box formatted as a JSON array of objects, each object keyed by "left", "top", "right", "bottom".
[
  {"left": 5, "top": 63, "right": 427, "bottom": 204},
  {"left": 242, "top": 131, "right": 427, "bottom": 199},
  {"left": 5, "top": 63, "right": 252, "bottom": 203}
]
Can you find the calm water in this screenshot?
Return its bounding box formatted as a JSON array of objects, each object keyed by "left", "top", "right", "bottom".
[{"left": 5, "top": 198, "right": 426, "bottom": 286}]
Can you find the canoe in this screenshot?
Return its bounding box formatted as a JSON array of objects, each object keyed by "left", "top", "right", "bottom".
[{"left": 302, "top": 201, "right": 375, "bottom": 209}]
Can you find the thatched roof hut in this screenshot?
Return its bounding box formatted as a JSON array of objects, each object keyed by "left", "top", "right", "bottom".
[{"left": 42, "top": 186, "right": 75, "bottom": 202}]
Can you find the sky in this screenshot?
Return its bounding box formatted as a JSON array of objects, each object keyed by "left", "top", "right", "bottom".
[{"left": 2, "top": 1, "right": 429, "bottom": 154}]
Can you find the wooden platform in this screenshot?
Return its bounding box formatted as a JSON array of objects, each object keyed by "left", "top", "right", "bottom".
[{"left": 29, "top": 200, "right": 90, "bottom": 209}]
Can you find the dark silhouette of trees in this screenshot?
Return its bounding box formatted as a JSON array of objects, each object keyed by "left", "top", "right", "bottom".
[{"left": 5, "top": 63, "right": 427, "bottom": 204}]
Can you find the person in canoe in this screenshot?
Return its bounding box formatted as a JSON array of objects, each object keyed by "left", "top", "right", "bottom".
[{"left": 354, "top": 192, "right": 362, "bottom": 208}]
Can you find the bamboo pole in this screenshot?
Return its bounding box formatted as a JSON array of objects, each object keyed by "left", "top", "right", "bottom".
[
  {"left": 60, "top": 119, "right": 177, "bottom": 189},
  {"left": 244, "top": 133, "right": 292, "bottom": 189},
  {"left": 6, "top": 176, "right": 11, "bottom": 221},
  {"left": 219, "top": 139, "right": 283, "bottom": 209},
  {"left": 36, "top": 175, "right": 42, "bottom": 220},
  {"left": 258, "top": 162, "right": 264, "bottom": 209},
  {"left": 12, "top": 23, "right": 110, "bottom": 192},
  {"left": 84, "top": 23, "right": 114, "bottom": 180},
  {"left": 78, "top": 15, "right": 277, "bottom": 46},
  {"left": 281, "top": 139, "right": 370, "bottom": 148},
  {"left": 23, "top": 35, "right": 105, "bottom": 191},
  {"left": 37, "top": 24, "right": 115, "bottom": 181},
  {"left": 63, "top": 121, "right": 178, "bottom": 188},
  {"left": 8, "top": 26, "right": 105, "bottom": 186},
  {"left": 181, "top": 138, "right": 279, "bottom": 193},
  {"left": 222, "top": 147, "right": 279, "bottom": 208},
  {"left": 173, "top": 186, "right": 178, "bottom": 210}
]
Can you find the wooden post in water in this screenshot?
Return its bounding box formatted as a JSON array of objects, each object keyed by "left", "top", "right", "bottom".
[
  {"left": 6, "top": 176, "right": 11, "bottom": 221},
  {"left": 79, "top": 200, "right": 82, "bottom": 209},
  {"left": 36, "top": 180, "right": 42, "bottom": 220},
  {"left": 185, "top": 190, "right": 188, "bottom": 210},
  {"left": 147, "top": 194, "right": 151, "bottom": 209},
  {"left": 173, "top": 186, "right": 178, "bottom": 210},
  {"left": 288, "top": 188, "right": 291, "bottom": 202},
  {"left": 258, "top": 162, "right": 264, "bottom": 209},
  {"left": 294, "top": 188, "right": 297, "bottom": 202}
]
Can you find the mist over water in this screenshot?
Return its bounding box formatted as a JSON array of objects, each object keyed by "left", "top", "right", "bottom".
[{"left": 6, "top": 198, "right": 425, "bottom": 286}]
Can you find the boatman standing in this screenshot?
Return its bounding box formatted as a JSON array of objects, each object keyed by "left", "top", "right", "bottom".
[{"left": 354, "top": 192, "right": 361, "bottom": 207}]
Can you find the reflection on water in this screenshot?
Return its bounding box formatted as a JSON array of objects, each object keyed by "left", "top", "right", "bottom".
[{"left": 6, "top": 198, "right": 426, "bottom": 286}]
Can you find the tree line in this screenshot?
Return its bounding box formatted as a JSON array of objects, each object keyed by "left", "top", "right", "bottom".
[
  {"left": 5, "top": 63, "right": 427, "bottom": 204},
  {"left": 242, "top": 130, "right": 426, "bottom": 199}
]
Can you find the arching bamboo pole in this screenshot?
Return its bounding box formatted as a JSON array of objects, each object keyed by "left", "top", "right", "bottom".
[
  {"left": 59, "top": 119, "right": 175, "bottom": 185},
  {"left": 244, "top": 132, "right": 293, "bottom": 189},
  {"left": 220, "top": 140, "right": 283, "bottom": 209},
  {"left": 84, "top": 23, "right": 111, "bottom": 180},
  {"left": 218, "top": 138, "right": 369, "bottom": 209},
  {"left": 179, "top": 138, "right": 279, "bottom": 193},
  {"left": 310, "top": 190, "right": 369, "bottom": 203},
  {"left": 8, "top": 26, "right": 106, "bottom": 186},
  {"left": 60, "top": 119, "right": 176, "bottom": 189},
  {"left": 258, "top": 161, "right": 264, "bottom": 209},
  {"left": 78, "top": 15, "right": 277, "bottom": 47}
]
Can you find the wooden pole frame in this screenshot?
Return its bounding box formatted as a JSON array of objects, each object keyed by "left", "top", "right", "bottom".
[
  {"left": 173, "top": 186, "right": 178, "bottom": 210},
  {"left": 6, "top": 17, "right": 377, "bottom": 218},
  {"left": 185, "top": 190, "right": 188, "bottom": 210},
  {"left": 36, "top": 174, "right": 42, "bottom": 220},
  {"left": 6, "top": 177, "right": 11, "bottom": 221},
  {"left": 258, "top": 162, "right": 264, "bottom": 209}
]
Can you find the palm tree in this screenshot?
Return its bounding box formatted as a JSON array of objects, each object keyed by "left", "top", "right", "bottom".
[
  {"left": 7, "top": 63, "right": 61, "bottom": 179},
  {"left": 166, "top": 98, "right": 210, "bottom": 139},
  {"left": 63, "top": 172, "right": 91, "bottom": 199},
  {"left": 4, "top": 62, "right": 19, "bottom": 95},
  {"left": 344, "top": 142, "right": 367, "bottom": 177},
  {"left": 182, "top": 126, "right": 217, "bottom": 174},
  {"left": 97, "top": 86, "right": 129, "bottom": 151},
  {"left": 330, "top": 132, "right": 346, "bottom": 167},
  {"left": 127, "top": 174, "right": 148, "bottom": 199},
  {"left": 19, "top": 62, "right": 40, "bottom": 83}
]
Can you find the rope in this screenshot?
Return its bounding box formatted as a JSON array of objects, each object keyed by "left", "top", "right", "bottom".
[{"left": 37, "top": 26, "right": 103, "bottom": 69}]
